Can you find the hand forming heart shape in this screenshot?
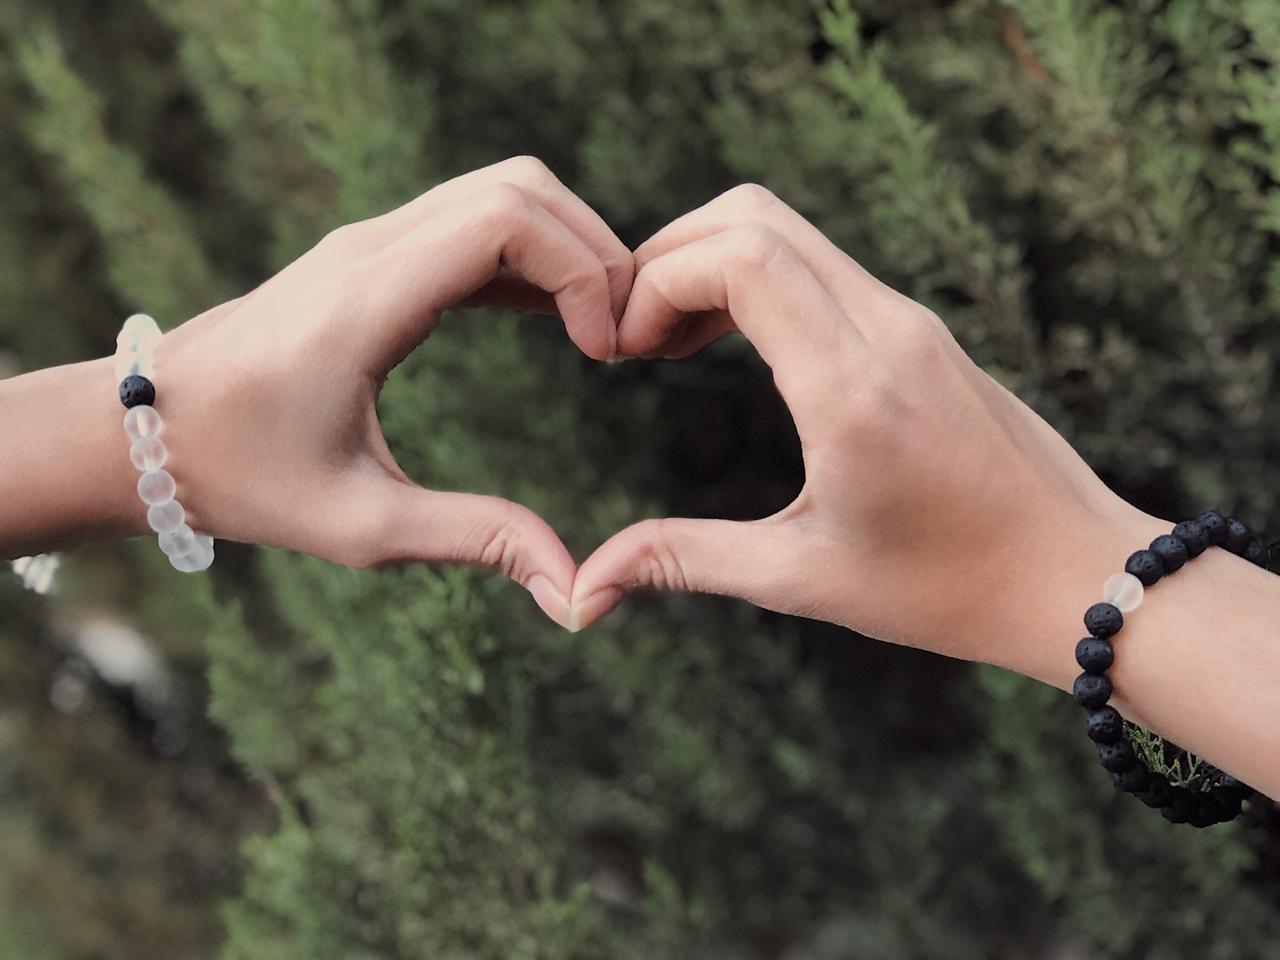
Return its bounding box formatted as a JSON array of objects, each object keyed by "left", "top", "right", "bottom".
[{"left": 153, "top": 156, "right": 1166, "bottom": 695}]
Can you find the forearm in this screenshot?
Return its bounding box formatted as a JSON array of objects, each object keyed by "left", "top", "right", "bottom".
[
  {"left": 0, "top": 357, "right": 143, "bottom": 560},
  {"left": 998, "top": 505, "right": 1280, "bottom": 798}
]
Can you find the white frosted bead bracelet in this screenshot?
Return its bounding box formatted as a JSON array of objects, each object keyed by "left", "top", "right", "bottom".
[{"left": 115, "top": 313, "right": 215, "bottom": 573}]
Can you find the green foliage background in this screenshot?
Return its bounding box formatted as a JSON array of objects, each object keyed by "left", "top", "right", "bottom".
[{"left": 1, "top": 1, "right": 1278, "bottom": 957}]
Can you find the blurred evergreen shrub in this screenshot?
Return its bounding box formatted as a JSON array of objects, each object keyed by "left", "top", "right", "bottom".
[{"left": 0, "top": 1, "right": 1277, "bottom": 957}]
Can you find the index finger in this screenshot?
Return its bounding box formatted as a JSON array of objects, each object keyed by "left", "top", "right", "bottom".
[
  {"left": 634, "top": 184, "right": 914, "bottom": 347},
  {"left": 358, "top": 184, "right": 619, "bottom": 363},
  {"left": 619, "top": 224, "right": 867, "bottom": 412},
  {"left": 360, "top": 157, "right": 636, "bottom": 321}
]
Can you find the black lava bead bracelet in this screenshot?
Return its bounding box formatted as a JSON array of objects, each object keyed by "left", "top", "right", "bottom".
[{"left": 1072, "top": 510, "right": 1277, "bottom": 827}]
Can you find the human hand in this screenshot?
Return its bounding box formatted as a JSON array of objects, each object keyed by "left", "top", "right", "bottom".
[
  {"left": 569, "top": 185, "right": 1169, "bottom": 685},
  {"left": 153, "top": 157, "right": 633, "bottom": 621}
]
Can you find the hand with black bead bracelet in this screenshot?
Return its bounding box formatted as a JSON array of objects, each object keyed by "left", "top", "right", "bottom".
[
  {"left": 569, "top": 185, "right": 1280, "bottom": 800},
  {"left": 0, "top": 157, "right": 634, "bottom": 626},
  {"left": 1071, "top": 511, "right": 1275, "bottom": 826}
]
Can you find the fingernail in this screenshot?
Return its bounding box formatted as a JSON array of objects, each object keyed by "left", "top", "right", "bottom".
[
  {"left": 567, "top": 587, "right": 624, "bottom": 633},
  {"left": 527, "top": 575, "right": 572, "bottom": 630}
]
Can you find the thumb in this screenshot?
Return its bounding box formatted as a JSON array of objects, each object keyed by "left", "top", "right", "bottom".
[
  {"left": 353, "top": 482, "right": 578, "bottom": 628},
  {"left": 569, "top": 516, "right": 800, "bottom": 630}
]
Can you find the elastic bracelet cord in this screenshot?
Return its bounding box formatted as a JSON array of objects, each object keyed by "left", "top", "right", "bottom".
[
  {"left": 1072, "top": 511, "right": 1276, "bottom": 827},
  {"left": 115, "top": 314, "right": 215, "bottom": 573}
]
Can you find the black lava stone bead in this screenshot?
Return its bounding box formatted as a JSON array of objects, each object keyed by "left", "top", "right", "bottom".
[
  {"left": 1135, "top": 773, "right": 1173, "bottom": 808},
  {"left": 1197, "top": 511, "right": 1227, "bottom": 545},
  {"left": 1072, "top": 672, "right": 1113, "bottom": 708},
  {"left": 1161, "top": 788, "right": 1197, "bottom": 824},
  {"left": 1210, "top": 788, "right": 1246, "bottom": 818},
  {"left": 1189, "top": 810, "right": 1218, "bottom": 829},
  {"left": 1112, "top": 764, "right": 1150, "bottom": 793},
  {"left": 1172, "top": 520, "right": 1209, "bottom": 558},
  {"left": 1075, "top": 636, "right": 1114, "bottom": 673},
  {"left": 1243, "top": 538, "right": 1267, "bottom": 567},
  {"left": 1098, "top": 739, "right": 1136, "bottom": 773},
  {"left": 1124, "top": 549, "right": 1164, "bottom": 586},
  {"left": 1085, "top": 706, "right": 1123, "bottom": 743},
  {"left": 1223, "top": 517, "right": 1252, "bottom": 554},
  {"left": 1083, "top": 602, "right": 1123, "bottom": 638},
  {"left": 1149, "top": 534, "right": 1189, "bottom": 573},
  {"left": 1195, "top": 793, "right": 1235, "bottom": 826},
  {"left": 119, "top": 374, "right": 156, "bottom": 409}
]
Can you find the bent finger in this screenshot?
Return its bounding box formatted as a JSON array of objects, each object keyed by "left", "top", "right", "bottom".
[
  {"left": 618, "top": 224, "right": 867, "bottom": 408},
  {"left": 353, "top": 157, "right": 634, "bottom": 320},
  {"left": 569, "top": 515, "right": 811, "bottom": 630},
  {"left": 635, "top": 184, "right": 912, "bottom": 343},
  {"left": 349, "top": 479, "right": 579, "bottom": 628},
  {"left": 357, "top": 183, "right": 618, "bottom": 363}
]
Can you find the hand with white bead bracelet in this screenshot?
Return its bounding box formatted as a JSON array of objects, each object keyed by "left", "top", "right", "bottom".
[{"left": 1, "top": 157, "right": 634, "bottom": 624}]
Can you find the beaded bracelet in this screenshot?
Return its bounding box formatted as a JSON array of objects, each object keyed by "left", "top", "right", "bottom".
[
  {"left": 115, "top": 314, "right": 215, "bottom": 573},
  {"left": 1072, "top": 511, "right": 1276, "bottom": 827}
]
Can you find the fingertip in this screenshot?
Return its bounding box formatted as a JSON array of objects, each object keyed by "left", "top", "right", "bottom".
[
  {"left": 614, "top": 295, "right": 660, "bottom": 359},
  {"left": 528, "top": 573, "right": 574, "bottom": 630},
  {"left": 558, "top": 288, "right": 619, "bottom": 361},
  {"left": 567, "top": 586, "right": 624, "bottom": 632},
  {"left": 572, "top": 532, "right": 634, "bottom": 602},
  {"left": 573, "top": 331, "right": 615, "bottom": 362}
]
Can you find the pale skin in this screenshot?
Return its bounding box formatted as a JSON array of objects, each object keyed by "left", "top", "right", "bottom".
[{"left": 2, "top": 160, "right": 1277, "bottom": 799}]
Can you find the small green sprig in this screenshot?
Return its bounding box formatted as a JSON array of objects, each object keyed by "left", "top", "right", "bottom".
[{"left": 1125, "top": 722, "right": 1223, "bottom": 791}]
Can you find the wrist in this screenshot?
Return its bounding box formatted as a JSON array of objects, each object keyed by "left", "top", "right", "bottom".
[
  {"left": 967, "top": 499, "right": 1172, "bottom": 696},
  {"left": 992, "top": 496, "right": 1280, "bottom": 794},
  {"left": 85, "top": 355, "right": 152, "bottom": 540},
  {"left": 0, "top": 356, "right": 147, "bottom": 559}
]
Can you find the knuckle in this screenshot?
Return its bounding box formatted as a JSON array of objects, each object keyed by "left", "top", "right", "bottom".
[
  {"left": 315, "top": 222, "right": 364, "bottom": 257},
  {"left": 474, "top": 182, "right": 535, "bottom": 227},
  {"left": 475, "top": 508, "right": 532, "bottom": 582},
  {"left": 633, "top": 519, "right": 690, "bottom": 592},
  {"left": 724, "top": 223, "right": 790, "bottom": 274},
  {"left": 571, "top": 256, "right": 610, "bottom": 295},
  {"left": 722, "top": 182, "right": 779, "bottom": 215},
  {"left": 500, "top": 155, "right": 557, "bottom": 189},
  {"left": 892, "top": 309, "right": 947, "bottom": 368}
]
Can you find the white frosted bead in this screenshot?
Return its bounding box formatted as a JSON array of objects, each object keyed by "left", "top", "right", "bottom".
[
  {"left": 116, "top": 313, "right": 162, "bottom": 350},
  {"left": 114, "top": 315, "right": 162, "bottom": 380},
  {"left": 171, "top": 551, "right": 204, "bottom": 573},
  {"left": 146, "top": 499, "right": 186, "bottom": 534},
  {"left": 137, "top": 469, "right": 176, "bottom": 506},
  {"left": 124, "top": 405, "right": 163, "bottom": 440},
  {"left": 129, "top": 435, "right": 168, "bottom": 471},
  {"left": 159, "top": 524, "right": 196, "bottom": 558},
  {"left": 1103, "top": 571, "right": 1144, "bottom": 613},
  {"left": 170, "top": 534, "right": 214, "bottom": 573}
]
